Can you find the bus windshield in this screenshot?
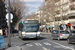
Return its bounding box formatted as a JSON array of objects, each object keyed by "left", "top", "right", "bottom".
[{"left": 22, "top": 23, "right": 39, "bottom": 32}]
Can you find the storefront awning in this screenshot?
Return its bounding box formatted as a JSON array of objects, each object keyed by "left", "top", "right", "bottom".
[{"left": 46, "top": 26, "right": 54, "bottom": 28}]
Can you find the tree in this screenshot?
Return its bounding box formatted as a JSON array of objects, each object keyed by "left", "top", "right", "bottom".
[
  {"left": 5, "top": 0, "right": 29, "bottom": 28},
  {"left": 0, "top": 0, "right": 7, "bottom": 28},
  {"left": 40, "top": 0, "right": 60, "bottom": 29},
  {"left": 24, "top": 12, "right": 36, "bottom": 20}
]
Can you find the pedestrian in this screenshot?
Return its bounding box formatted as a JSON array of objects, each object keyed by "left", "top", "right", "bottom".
[
  {"left": 5, "top": 28, "right": 8, "bottom": 37},
  {"left": 0, "top": 28, "right": 3, "bottom": 35},
  {"left": 3, "top": 28, "right": 5, "bottom": 36}
]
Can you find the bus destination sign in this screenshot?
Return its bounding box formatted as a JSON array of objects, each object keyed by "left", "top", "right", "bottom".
[{"left": 24, "top": 20, "right": 39, "bottom": 23}]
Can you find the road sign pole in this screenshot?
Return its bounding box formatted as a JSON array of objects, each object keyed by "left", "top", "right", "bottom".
[{"left": 8, "top": 0, "right": 11, "bottom": 47}]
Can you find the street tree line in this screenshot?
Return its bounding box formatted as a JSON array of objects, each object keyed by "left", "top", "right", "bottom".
[
  {"left": 5, "top": 0, "right": 29, "bottom": 28},
  {"left": 24, "top": 0, "right": 59, "bottom": 26}
]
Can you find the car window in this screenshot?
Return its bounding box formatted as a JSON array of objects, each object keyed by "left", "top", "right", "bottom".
[
  {"left": 60, "top": 31, "right": 69, "bottom": 34},
  {"left": 64, "top": 31, "right": 70, "bottom": 34}
]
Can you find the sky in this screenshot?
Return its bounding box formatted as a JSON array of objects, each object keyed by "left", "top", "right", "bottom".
[{"left": 23, "top": 0, "right": 45, "bottom": 14}]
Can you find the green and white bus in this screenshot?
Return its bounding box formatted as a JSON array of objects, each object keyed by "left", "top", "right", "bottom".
[{"left": 18, "top": 19, "right": 40, "bottom": 39}]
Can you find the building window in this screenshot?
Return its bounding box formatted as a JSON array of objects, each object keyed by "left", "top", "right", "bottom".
[
  {"left": 71, "top": 0, "right": 75, "bottom": 2},
  {"left": 70, "top": 5, "right": 75, "bottom": 10},
  {"left": 69, "top": 16, "right": 75, "bottom": 19}
]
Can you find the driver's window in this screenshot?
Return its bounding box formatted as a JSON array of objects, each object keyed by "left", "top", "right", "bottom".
[{"left": 19, "top": 23, "right": 23, "bottom": 31}]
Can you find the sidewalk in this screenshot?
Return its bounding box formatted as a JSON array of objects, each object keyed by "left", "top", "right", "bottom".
[{"left": 5, "top": 45, "right": 29, "bottom": 50}]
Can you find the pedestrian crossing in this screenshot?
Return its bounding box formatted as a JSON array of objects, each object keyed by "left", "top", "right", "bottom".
[
  {"left": 25, "top": 42, "right": 51, "bottom": 47},
  {"left": 24, "top": 42, "right": 72, "bottom": 50}
]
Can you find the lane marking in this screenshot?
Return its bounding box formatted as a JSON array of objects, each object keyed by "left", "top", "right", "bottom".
[
  {"left": 42, "top": 47, "right": 50, "bottom": 50},
  {"left": 35, "top": 43, "right": 42, "bottom": 46},
  {"left": 44, "top": 42, "right": 51, "bottom": 46},
  {"left": 48, "top": 40, "right": 75, "bottom": 50},
  {"left": 26, "top": 44, "right": 33, "bottom": 47},
  {"left": 35, "top": 43, "right": 39, "bottom": 46}
]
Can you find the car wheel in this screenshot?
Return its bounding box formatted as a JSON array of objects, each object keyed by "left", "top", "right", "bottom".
[
  {"left": 67, "top": 39, "right": 71, "bottom": 44},
  {"left": 58, "top": 37, "right": 60, "bottom": 41}
]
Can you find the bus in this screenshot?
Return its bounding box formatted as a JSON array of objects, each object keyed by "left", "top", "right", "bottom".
[{"left": 18, "top": 19, "right": 40, "bottom": 39}]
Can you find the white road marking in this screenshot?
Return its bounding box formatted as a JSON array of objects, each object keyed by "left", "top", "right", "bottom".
[
  {"left": 42, "top": 47, "right": 50, "bottom": 50},
  {"left": 44, "top": 42, "right": 51, "bottom": 46},
  {"left": 35, "top": 43, "right": 42, "bottom": 46},
  {"left": 48, "top": 40, "right": 75, "bottom": 50},
  {"left": 26, "top": 44, "right": 33, "bottom": 47},
  {"left": 35, "top": 43, "right": 39, "bottom": 46}
]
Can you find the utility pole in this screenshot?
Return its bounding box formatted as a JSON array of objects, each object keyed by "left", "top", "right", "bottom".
[
  {"left": 54, "top": 14, "right": 56, "bottom": 30},
  {"left": 8, "top": 0, "right": 11, "bottom": 47},
  {"left": 39, "top": 10, "right": 41, "bottom": 23},
  {"left": 61, "top": 0, "right": 64, "bottom": 30}
]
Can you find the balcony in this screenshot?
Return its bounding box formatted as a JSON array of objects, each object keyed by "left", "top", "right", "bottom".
[
  {"left": 55, "top": 14, "right": 61, "bottom": 17},
  {"left": 67, "top": 10, "right": 75, "bottom": 15}
]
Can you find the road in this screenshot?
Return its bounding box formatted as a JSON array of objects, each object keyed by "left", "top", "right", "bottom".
[{"left": 4, "top": 33, "right": 75, "bottom": 50}]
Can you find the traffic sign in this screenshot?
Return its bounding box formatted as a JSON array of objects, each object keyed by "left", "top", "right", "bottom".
[
  {"left": 6, "top": 20, "right": 13, "bottom": 23},
  {"left": 6, "top": 13, "right": 13, "bottom": 20}
]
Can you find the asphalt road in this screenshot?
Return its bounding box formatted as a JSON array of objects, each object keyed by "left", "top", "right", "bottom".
[{"left": 4, "top": 33, "right": 75, "bottom": 50}]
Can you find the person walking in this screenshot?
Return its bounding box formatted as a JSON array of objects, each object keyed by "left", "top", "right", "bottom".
[
  {"left": 5, "top": 28, "right": 8, "bottom": 37},
  {"left": 0, "top": 28, "right": 3, "bottom": 35}
]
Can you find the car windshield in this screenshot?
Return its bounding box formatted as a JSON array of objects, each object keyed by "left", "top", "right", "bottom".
[
  {"left": 22, "top": 23, "right": 39, "bottom": 32},
  {"left": 60, "top": 31, "right": 69, "bottom": 34}
]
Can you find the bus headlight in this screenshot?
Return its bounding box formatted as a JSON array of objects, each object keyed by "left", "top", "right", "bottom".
[
  {"left": 22, "top": 32, "right": 25, "bottom": 34},
  {"left": 22, "top": 32, "right": 25, "bottom": 36}
]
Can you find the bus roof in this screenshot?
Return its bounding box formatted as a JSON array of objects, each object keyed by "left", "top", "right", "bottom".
[{"left": 19, "top": 21, "right": 23, "bottom": 24}]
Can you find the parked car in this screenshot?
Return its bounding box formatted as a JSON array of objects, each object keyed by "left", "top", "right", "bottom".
[
  {"left": 51, "top": 30, "right": 70, "bottom": 40},
  {"left": 67, "top": 30, "right": 75, "bottom": 44}
]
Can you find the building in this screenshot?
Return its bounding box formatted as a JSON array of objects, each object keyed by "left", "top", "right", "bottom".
[
  {"left": 35, "top": 7, "right": 43, "bottom": 23},
  {"left": 55, "top": 0, "right": 75, "bottom": 30}
]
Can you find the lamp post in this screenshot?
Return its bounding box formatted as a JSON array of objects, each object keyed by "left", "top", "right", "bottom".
[
  {"left": 8, "top": 0, "right": 11, "bottom": 47},
  {"left": 61, "top": 0, "right": 64, "bottom": 30}
]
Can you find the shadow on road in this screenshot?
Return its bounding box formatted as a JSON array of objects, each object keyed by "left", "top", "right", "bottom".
[
  {"left": 19, "top": 42, "right": 31, "bottom": 47},
  {"left": 69, "top": 43, "right": 75, "bottom": 45},
  {"left": 21, "top": 36, "right": 47, "bottom": 41},
  {"left": 38, "top": 37, "right": 47, "bottom": 40},
  {"left": 53, "top": 39, "right": 67, "bottom": 41}
]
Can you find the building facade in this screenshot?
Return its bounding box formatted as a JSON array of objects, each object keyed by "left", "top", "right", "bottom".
[{"left": 55, "top": 0, "right": 75, "bottom": 30}]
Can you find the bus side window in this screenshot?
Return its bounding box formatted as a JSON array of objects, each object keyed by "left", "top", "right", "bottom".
[{"left": 19, "top": 23, "right": 23, "bottom": 31}]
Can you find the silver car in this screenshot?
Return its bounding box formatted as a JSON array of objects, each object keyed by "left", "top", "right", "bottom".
[{"left": 51, "top": 30, "right": 70, "bottom": 40}]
